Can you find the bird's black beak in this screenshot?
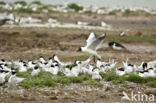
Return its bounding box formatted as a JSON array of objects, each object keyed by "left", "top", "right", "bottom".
[{"left": 77, "top": 47, "right": 81, "bottom": 52}]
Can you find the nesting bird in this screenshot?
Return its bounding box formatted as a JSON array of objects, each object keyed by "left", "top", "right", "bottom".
[
  {"left": 31, "top": 66, "right": 40, "bottom": 76},
  {"left": 8, "top": 71, "right": 25, "bottom": 85}
]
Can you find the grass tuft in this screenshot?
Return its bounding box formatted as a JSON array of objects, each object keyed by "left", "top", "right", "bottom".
[
  {"left": 57, "top": 77, "right": 72, "bottom": 85},
  {"left": 112, "top": 79, "right": 124, "bottom": 84},
  {"left": 125, "top": 74, "right": 144, "bottom": 83},
  {"left": 19, "top": 71, "right": 57, "bottom": 88},
  {"left": 16, "top": 69, "right": 32, "bottom": 78},
  {"left": 120, "top": 83, "right": 133, "bottom": 89},
  {"left": 100, "top": 71, "right": 120, "bottom": 81},
  {"left": 57, "top": 71, "right": 65, "bottom": 76},
  {"left": 84, "top": 80, "right": 103, "bottom": 87},
  {"left": 146, "top": 80, "right": 156, "bottom": 87}
]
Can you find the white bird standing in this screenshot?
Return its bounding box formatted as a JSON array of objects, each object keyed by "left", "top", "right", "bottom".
[
  {"left": 0, "top": 70, "right": 9, "bottom": 85},
  {"left": 123, "top": 59, "right": 133, "bottom": 74},
  {"left": 53, "top": 54, "right": 71, "bottom": 66},
  {"left": 116, "top": 67, "right": 125, "bottom": 76},
  {"left": 31, "top": 66, "right": 40, "bottom": 76},
  {"left": 40, "top": 56, "right": 46, "bottom": 64},
  {"left": 74, "top": 55, "right": 93, "bottom": 67},
  {"left": 92, "top": 67, "right": 102, "bottom": 80},
  {"left": 8, "top": 71, "right": 25, "bottom": 85},
  {"left": 78, "top": 32, "right": 105, "bottom": 59}
]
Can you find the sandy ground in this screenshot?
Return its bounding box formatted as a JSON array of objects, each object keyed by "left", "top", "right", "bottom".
[{"left": 0, "top": 13, "right": 156, "bottom": 102}]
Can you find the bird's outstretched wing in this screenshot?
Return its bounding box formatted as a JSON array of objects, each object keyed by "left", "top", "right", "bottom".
[
  {"left": 96, "top": 33, "right": 105, "bottom": 50},
  {"left": 87, "top": 34, "right": 105, "bottom": 50},
  {"left": 82, "top": 55, "right": 93, "bottom": 67},
  {"left": 86, "top": 32, "right": 97, "bottom": 47}
]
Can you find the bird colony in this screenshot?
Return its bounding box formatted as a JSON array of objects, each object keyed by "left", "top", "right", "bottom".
[
  {"left": 0, "top": 32, "right": 156, "bottom": 86},
  {"left": 0, "top": 1, "right": 156, "bottom": 15}
]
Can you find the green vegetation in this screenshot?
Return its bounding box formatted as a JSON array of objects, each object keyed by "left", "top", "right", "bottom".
[
  {"left": 84, "top": 10, "right": 92, "bottom": 14},
  {"left": 67, "top": 3, "right": 83, "bottom": 12},
  {"left": 120, "top": 83, "right": 133, "bottom": 89},
  {"left": 57, "top": 73, "right": 91, "bottom": 85},
  {"left": 57, "top": 71, "right": 65, "bottom": 76},
  {"left": 31, "top": 1, "right": 42, "bottom": 5},
  {"left": 18, "top": 70, "right": 93, "bottom": 88},
  {"left": 125, "top": 74, "right": 144, "bottom": 83},
  {"left": 112, "top": 79, "right": 124, "bottom": 84},
  {"left": 106, "top": 34, "right": 156, "bottom": 43},
  {"left": 14, "top": 1, "right": 27, "bottom": 6},
  {"left": 146, "top": 81, "right": 156, "bottom": 87},
  {"left": 16, "top": 69, "right": 33, "bottom": 77},
  {"left": 3, "top": 64, "right": 156, "bottom": 89},
  {"left": 100, "top": 71, "right": 121, "bottom": 81},
  {"left": 17, "top": 8, "right": 34, "bottom": 13},
  {"left": 84, "top": 80, "right": 103, "bottom": 87},
  {"left": 0, "top": 1, "right": 6, "bottom": 5},
  {"left": 124, "top": 9, "right": 131, "bottom": 15},
  {"left": 100, "top": 71, "right": 156, "bottom": 88},
  {"left": 19, "top": 71, "right": 57, "bottom": 89}
]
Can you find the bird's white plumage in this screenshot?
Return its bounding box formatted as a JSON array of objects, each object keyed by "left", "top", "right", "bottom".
[
  {"left": 86, "top": 32, "right": 97, "bottom": 47},
  {"left": 81, "top": 32, "right": 105, "bottom": 59},
  {"left": 87, "top": 33, "right": 105, "bottom": 50},
  {"left": 8, "top": 74, "right": 25, "bottom": 85}
]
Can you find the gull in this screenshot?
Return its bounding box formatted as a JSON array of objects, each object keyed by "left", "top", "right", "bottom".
[
  {"left": 143, "top": 69, "right": 156, "bottom": 78},
  {"left": 138, "top": 70, "right": 155, "bottom": 78},
  {"left": 138, "top": 71, "right": 145, "bottom": 78},
  {"left": 122, "top": 59, "right": 133, "bottom": 74},
  {"left": 92, "top": 67, "right": 102, "bottom": 80},
  {"left": 46, "top": 57, "right": 53, "bottom": 67},
  {"left": 137, "top": 62, "right": 145, "bottom": 71},
  {"left": 28, "top": 60, "right": 36, "bottom": 69},
  {"left": 96, "top": 59, "right": 108, "bottom": 68},
  {"left": 52, "top": 63, "right": 60, "bottom": 75},
  {"left": 97, "top": 59, "right": 116, "bottom": 72},
  {"left": 148, "top": 68, "right": 155, "bottom": 74},
  {"left": 148, "top": 60, "right": 156, "bottom": 68},
  {"left": 53, "top": 54, "right": 71, "bottom": 66},
  {"left": 64, "top": 62, "right": 82, "bottom": 77},
  {"left": 116, "top": 67, "right": 125, "bottom": 76},
  {"left": 53, "top": 54, "right": 63, "bottom": 66},
  {"left": 1, "top": 64, "right": 11, "bottom": 71},
  {"left": 40, "top": 56, "right": 46, "bottom": 64},
  {"left": 78, "top": 32, "right": 105, "bottom": 59},
  {"left": 71, "top": 62, "right": 82, "bottom": 77},
  {"left": 142, "top": 61, "right": 156, "bottom": 70},
  {"left": 47, "top": 64, "right": 59, "bottom": 75},
  {"left": 74, "top": 55, "right": 93, "bottom": 67},
  {"left": 8, "top": 71, "right": 25, "bottom": 85},
  {"left": 31, "top": 66, "right": 40, "bottom": 76},
  {"left": 0, "top": 70, "right": 9, "bottom": 85},
  {"left": 64, "top": 65, "right": 73, "bottom": 77},
  {"left": 18, "top": 63, "right": 27, "bottom": 72}
]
